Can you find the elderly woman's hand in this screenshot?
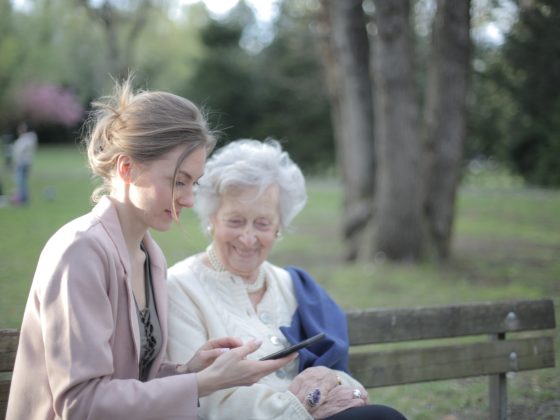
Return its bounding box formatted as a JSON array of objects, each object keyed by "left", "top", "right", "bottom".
[
  {"left": 312, "top": 384, "right": 368, "bottom": 419},
  {"left": 288, "top": 367, "right": 342, "bottom": 416},
  {"left": 288, "top": 366, "right": 369, "bottom": 419}
]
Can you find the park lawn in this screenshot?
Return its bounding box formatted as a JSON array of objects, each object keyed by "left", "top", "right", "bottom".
[{"left": 0, "top": 145, "right": 558, "bottom": 419}]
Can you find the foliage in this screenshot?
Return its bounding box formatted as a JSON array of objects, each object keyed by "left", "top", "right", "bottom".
[
  {"left": 469, "top": 0, "right": 560, "bottom": 187},
  {"left": 500, "top": 0, "right": 560, "bottom": 186},
  {"left": 0, "top": 0, "right": 25, "bottom": 129},
  {"left": 0, "top": 0, "right": 104, "bottom": 135},
  {"left": 251, "top": 0, "right": 335, "bottom": 170},
  {"left": 1, "top": 0, "right": 558, "bottom": 182},
  {"left": 184, "top": 0, "right": 334, "bottom": 171},
  {"left": 0, "top": 0, "right": 203, "bottom": 137},
  {"left": 133, "top": 3, "right": 208, "bottom": 95},
  {"left": 467, "top": 44, "right": 513, "bottom": 160},
  {"left": 183, "top": 4, "right": 261, "bottom": 142}
]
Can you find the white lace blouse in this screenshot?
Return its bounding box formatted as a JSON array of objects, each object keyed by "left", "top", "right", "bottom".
[{"left": 167, "top": 254, "right": 358, "bottom": 420}]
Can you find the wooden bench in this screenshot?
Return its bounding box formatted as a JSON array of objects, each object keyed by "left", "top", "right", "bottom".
[
  {"left": 346, "top": 298, "right": 556, "bottom": 420},
  {"left": 1, "top": 299, "right": 556, "bottom": 419}
]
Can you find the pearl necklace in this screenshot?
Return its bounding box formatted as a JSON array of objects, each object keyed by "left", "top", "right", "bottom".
[{"left": 206, "top": 244, "right": 266, "bottom": 294}]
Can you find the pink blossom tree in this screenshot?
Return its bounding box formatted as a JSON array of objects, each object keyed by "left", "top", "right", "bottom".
[{"left": 19, "top": 83, "right": 84, "bottom": 127}]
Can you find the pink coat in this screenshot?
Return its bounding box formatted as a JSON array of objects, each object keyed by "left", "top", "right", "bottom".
[{"left": 7, "top": 196, "right": 198, "bottom": 419}]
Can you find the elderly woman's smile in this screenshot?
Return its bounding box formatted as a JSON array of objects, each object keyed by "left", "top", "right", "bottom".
[{"left": 211, "top": 185, "right": 280, "bottom": 281}]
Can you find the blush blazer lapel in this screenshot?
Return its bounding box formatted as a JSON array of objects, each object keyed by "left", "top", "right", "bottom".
[{"left": 92, "top": 196, "right": 142, "bottom": 363}]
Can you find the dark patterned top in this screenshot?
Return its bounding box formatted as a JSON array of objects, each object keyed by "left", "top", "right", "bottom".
[{"left": 136, "top": 244, "right": 162, "bottom": 382}]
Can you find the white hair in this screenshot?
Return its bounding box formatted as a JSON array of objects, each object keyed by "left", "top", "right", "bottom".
[{"left": 194, "top": 139, "right": 307, "bottom": 233}]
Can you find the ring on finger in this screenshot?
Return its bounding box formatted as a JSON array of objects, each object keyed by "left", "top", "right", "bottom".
[
  {"left": 306, "top": 388, "right": 321, "bottom": 407},
  {"left": 352, "top": 388, "right": 362, "bottom": 399}
]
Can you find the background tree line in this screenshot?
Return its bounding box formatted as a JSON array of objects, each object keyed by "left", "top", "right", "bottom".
[{"left": 1, "top": 0, "right": 558, "bottom": 262}]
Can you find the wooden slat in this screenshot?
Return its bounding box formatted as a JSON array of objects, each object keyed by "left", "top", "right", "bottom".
[
  {"left": 1, "top": 379, "right": 10, "bottom": 417},
  {"left": 0, "top": 330, "right": 18, "bottom": 419},
  {"left": 349, "top": 336, "right": 555, "bottom": 388},
  {"left": 0, "top": 330, "right": 19, "bottom": 372},
  {"left": 347, "top": 299, "right": 556, "bottom": 345}
]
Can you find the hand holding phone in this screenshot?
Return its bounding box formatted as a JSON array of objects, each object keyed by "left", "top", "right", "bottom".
[{"left": 259, "top": 333, "right": 326, "bottom": 361}]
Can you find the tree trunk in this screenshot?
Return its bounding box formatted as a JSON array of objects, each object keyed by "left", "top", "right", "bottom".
[
  {"left": 422, "top": 0, "right": 471, "bottom": 260},
  {"left": 77, "top": 0, "right": 152, "bottom": 80},
  {"left": 316, "top": 0, "right": 375, "bottom": 261},
  {"left": 372, "top": 0, "right": 423, "bottom": 261}
]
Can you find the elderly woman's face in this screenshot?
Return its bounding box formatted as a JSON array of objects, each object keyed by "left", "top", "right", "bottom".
[{"left": 211, "top": 185, "right": 280, "bottom": 280}]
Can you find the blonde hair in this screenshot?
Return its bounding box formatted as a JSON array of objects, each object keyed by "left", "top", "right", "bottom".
[{"left": 83, "top": 78, "right": 216, "bottom": 203}]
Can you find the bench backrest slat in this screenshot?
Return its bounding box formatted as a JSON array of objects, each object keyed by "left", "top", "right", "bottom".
[
  {"left": 1, "top": 329, "right": 19, "bottom": 417},
  {"left": 349, "top": 336, "right": 555, "bottom": 388},
  {"left": 0, "top": 329, "right": 18, "bottom": 373},
  {"left": 0, "top": 382, "right": 9, "bottom": 419},
  {"left": 347, "top": 299, "right": 556, "bottom": 345}
]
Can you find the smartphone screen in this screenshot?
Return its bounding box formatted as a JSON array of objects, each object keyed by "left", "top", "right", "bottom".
[{"left": 259, "top": 332, "right": 326, "bottom": 361}]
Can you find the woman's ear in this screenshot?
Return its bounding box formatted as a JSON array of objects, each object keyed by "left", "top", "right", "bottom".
[{"left": 116, "top": 155, "right": 134, "bottom": 183}]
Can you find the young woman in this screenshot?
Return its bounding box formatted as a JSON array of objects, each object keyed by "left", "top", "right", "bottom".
[{"left": 6, "top": 82, "right": 294, "bottom": 420}]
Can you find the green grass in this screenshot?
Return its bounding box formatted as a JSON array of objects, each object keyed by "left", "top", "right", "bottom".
[{"left": 1, "top": 146, "right": 559, "bottom": 419}]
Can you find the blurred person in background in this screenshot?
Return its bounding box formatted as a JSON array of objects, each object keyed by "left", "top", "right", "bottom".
[
  {"left": 167, "top": 139, "right": 407, "bottom": 420},
  {"left": 0, "top": 137, "right": 6, "bottom": 206},
  {"left": 7, "top": 82, "right": 295, "bottom": 420},
  {"left": 11, "top": 122, "right": 37, "bottom": 205}
]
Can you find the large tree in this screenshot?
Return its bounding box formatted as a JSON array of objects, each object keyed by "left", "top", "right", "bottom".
[
  {"left": 316, "top": 0, "right": 375, "bottom": 261},
  {"left": 316, "top": 0, "right": 472, "bottom": 262},
  {"left": 373, "top": 0, "right": 423, "bottom": 260},
  {"left": 422, "top": 0, "right": 471, "bottom": 259}
]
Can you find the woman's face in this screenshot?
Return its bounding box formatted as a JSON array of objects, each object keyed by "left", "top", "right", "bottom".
[
  {"left": 211, "top": 185, "right": 280, "bottom": 280},
  {"left": 128, "top": 146, "right": 206, "bottom": 232}
]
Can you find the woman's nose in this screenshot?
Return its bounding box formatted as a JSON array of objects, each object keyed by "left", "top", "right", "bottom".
[
  {"left": 176, "top": 189, "right": 194, "bottom": 209},
  {"left": 239, "top": 227, "right": 257, "bottom": 246}
]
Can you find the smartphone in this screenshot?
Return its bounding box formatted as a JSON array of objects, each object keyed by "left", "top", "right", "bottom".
[{"left": 259, "top": 332, "right": 326, "bottom": 361}]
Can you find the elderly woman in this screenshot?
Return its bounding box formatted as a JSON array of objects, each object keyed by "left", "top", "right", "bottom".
[{"left": 167, "top": 140, "right": 406, "bottom": 420}]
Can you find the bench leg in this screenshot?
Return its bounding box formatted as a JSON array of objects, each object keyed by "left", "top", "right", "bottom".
[
  {"left": 489, "top": 372, "right": 507, "bottom": 420},
  {"left": 489, "top": 333, "right": 508, "bottom": 420}
]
